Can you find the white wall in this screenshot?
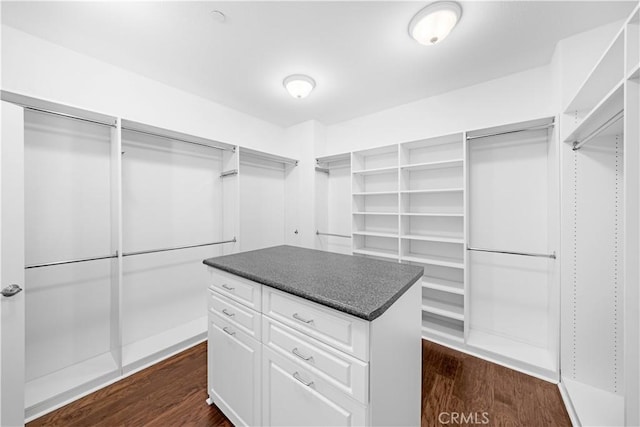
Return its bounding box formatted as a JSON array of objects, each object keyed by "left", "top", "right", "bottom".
[{"left": 1, "top": 25, "right": 286, "bottom": 155}]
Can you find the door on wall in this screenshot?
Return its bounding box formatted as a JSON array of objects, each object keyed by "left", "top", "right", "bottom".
[{"left": 1, "top": 101, "right": 26, "bottom": 426}]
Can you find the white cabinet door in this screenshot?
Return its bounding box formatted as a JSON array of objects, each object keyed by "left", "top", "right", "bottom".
[
  {"left": 1, "top": 101, "right": 26, "bottom": 426},
  {"left": 262, "top": 347, "right": 366, "bottom": 427},
  {"left": 208, "top": 313, "right": 261, "bottom": 427}
]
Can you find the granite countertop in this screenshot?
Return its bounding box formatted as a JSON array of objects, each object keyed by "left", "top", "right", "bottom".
[{"left": 203, "top": 245, "right": 423, "bottom": 321}]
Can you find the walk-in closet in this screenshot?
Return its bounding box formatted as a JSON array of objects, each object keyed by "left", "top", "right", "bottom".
[{"left": 1, "top": 1, "right": 639, "bottom": 426}]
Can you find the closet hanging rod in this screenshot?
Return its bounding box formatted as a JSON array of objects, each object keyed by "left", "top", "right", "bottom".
[
  {"left": 572, "top": 110, "right": 624, "bottom": 151},
  {"left": 23, "top": 105, "right": 117, "bottom": 128},
  {"left": 316, "top": 231, "right": 351, "bottom": 239},
  {"left": 315, "top": 167, "right": 330, "bottom": 174},
  {"left": 122, "top": 238, "right": 236, "bottom": 257},
  {"left": 25, "top": 253, "right": 118, "bottom": 269},
  {"left": 466, "top": 122, "right": 554, "bottom": 141},
  {"left": 121, "top": 126, "right": 234, "bottom": 152},
  {"left": 467, "top": 246, "right": 556, "bottom": 259},
  {"left": 220, "top": 169, "right": 238, "bottom": 178}
]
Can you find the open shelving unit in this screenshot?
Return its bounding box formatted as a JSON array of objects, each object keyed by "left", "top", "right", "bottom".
[
  {"left": 398, "top": 133, "right": 466, "bottom": 346},
  {"left": 351, "top": 145, "right": 400, "bottom": 261}
]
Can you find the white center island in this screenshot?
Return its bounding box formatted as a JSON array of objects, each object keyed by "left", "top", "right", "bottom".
[{"left": 203, "top": 245, "right": 423, "bottom": 427}]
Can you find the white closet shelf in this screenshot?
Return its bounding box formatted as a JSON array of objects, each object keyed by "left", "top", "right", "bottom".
[
  {"left": 402, "top": 254, "right": 464, "bottom": 269},
  {"left": 353, "top": 211, "right": 398, "bottom": 216},
  {"left": 564, "top": 80, "right": 624, "bottom": 144},
  {"left": 422, "top": 314, "right": 464, "bottom": 343},
  {"left": 352, "top": 191, "right": 398, "bottom": 196},
  {"left": 564, "top": 29, "right": 624, "bottom": 113},
  {"left": 422, "top": 276, "right": 464, "bottom": 295},
  {"left": 352, "top": 231, "right": 398, "bottom": 238},
  {"left": 25, "top": 352, "right": 118, "bottom": 410},
  {"left": 421, "top": 297, "right": 464, "bottom": 321},
  {"left": 400, "top": 159, "right": 463, "bottom": 171},
  {"left": 401, "top": 212, "right": 464, "bottom": 217},
  {"left": 352, "top": 166, "right": 398, "bottom": 175},
  {"left": 400, "top": 188, "right": 464, "bottom": 194},
  {"left": 352, "top": 247, "right": 398, "bottom": 260},
  {"left": 401, "top": 234, "right": 464, "bottom": 244},
  {"left": 122, "top": 315, "right": 206, "bottom": 370},
  {"left": 562, "top": 377, "right": 625, "bottom": 427},
  {"left": 466, "top": 329, "right": 555, "bottom": 372},
  {"left": 629, "top": 63, "right": 640, "bottom": 80}
]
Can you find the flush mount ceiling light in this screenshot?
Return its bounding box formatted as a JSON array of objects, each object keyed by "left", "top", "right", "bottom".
[
  {"left": 283, "top": 74, "right": 316, "bottom": 99},
  {"left": 409, "top": 1, "right": 462, "bottom": 46}
]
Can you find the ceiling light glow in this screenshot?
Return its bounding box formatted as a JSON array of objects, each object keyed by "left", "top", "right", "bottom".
[
  {"left": 409, "top": 2, "right": 462, "bottom": 46},
  {"left": 283, "top": 75, "right": 316, "bottom": 99}
]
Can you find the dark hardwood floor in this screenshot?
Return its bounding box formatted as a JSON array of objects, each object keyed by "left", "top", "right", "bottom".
[{"left": 29, "top": 340, "right": 571, "bottom": 426}]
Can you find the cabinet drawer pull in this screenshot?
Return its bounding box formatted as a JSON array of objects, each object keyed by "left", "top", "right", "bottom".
[
  {"left": 293, "top": 371, "right": 314, "bottom": 387},
  {"left": 221, "top": 284, "right": 235, "bottom": 291},
  {"left": 292, "top": 347, "right": 313, "bottom": 361},
  {"left": 292, "top": 313, "right": 314, "bottom": 324},
  {"left": 222, "top": 327, "right": 236, "bottom": 336},
  {"left": 222, "top": 308, "right": 235, "bottom": 317}
]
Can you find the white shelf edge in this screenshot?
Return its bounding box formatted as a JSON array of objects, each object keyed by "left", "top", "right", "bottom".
[
  {"left": 400, "top": 212, "right": 464, "bottom": 217},
  {"left": 628, "top": 63, "right": 640, "bottom": 80},
  {"left": 402, "top": 254, "right": 464, "bottom": 269},
  {"left": 352, "top": 231, "right": 398, "bottom": 238},
  {"left": 400, "top": 188, "right": 464, "bottom": 194},
  {"left": 352, "top": 166, "right": 398, "bottom": 175},
  {"left": 422, "top": 277, "right": 465, "bottom": 295},
  {"left": 564, "top": 26, "right": 625, "bottom": 113},
  {"left": 564, "top": 78, "right": 625, "bottom": 143},
  {"left": 400, "top": 159, "right": 464, "bottom": 170},
  {"left": 353, "top": 211, "right": 398, "bottom": 216},
  {"left": 352, "top": 248, "right": 399, "bottom": 260},
  {"left": 422, "top": 299, "right": 464, "bottom": 321},
  {"left": 352, "top": 191, "right": 398, "bottom": 196},
  {"left": 421, "top": 317, "right": 464, "bottom": 343},
  {"left": 401, "top": 234, "right": 464, "bottom": 244}
]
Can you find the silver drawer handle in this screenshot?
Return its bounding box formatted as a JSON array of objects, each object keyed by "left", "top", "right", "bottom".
[
  {"left": 292, "top": 347, "right": 313, "bottom": 361},
  {"left": 221, "top": 284, "right": 235, "bottom": 291},
  {"left": 222, "top": 326, "right": 236, "bottom": 336},
  {"left": 293, "top": 371, "right": 314, "bottom": 387},
  {"left": 292, "top": 313, "right": 313, "bottom": 324},
  {"left": 222, "top": 308, "right": 235, "bottom": 317}
]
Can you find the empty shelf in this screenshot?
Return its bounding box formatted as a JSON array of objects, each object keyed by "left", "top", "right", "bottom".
[
  {"left": 422, "top": 297, "right": 464, "bottom": 321},
  {"left": 562, "top": 377, "right": 625, "bottom": 427},
  {"left": 401, "top": 212, "right": 463, "bottom": 217},
  {"left": 401, "top": 234, "right": 464, "bottom": 244},
  {"left": 422, "top": 276, "right": 464, "bottom": 295},
  {"left": 402, "top": 254, "right": 464, "bottom": 269},
  {"left": 400, "top": 159, "right": 463, "bottom": 171},
  {"left": 401, "top": 188, "right": 463, "bottom": 194},
  {"left": 352, "top": 166, "right": 397, "bottom": 175},
  {"left": 352, "top": 231, "right": 398, "bottom": 238},
  {"left": 353, "top": 212, "right": 398, "bottom": 216},
  {"left": 629, "top": 63, "right": 640, "bottom": 80},
  {"left": 352, "top": 247, "right": 398, "bottom": 260},
  {"left": 422, "top": 313, "right": 464, "bottom": 343},
  {"left": 352, "top": 191, "right": 397, "bottom": 196}
]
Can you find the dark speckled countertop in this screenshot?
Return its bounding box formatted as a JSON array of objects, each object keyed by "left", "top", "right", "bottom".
[{"left": 203, "top": 245, "right": 423, "bottom": 321}]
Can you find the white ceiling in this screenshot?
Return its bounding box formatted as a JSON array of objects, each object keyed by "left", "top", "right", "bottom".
[{"left": 1, "top": 1, "right": 636, "bottom": 127}]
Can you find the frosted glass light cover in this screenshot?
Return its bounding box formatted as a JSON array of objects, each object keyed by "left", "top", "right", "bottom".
[
  {"left": 409, "top": 2, "right": 461, "bottom": 46},
  {"left": 283, "top": 75, "right": 316, "bottom": 99}
]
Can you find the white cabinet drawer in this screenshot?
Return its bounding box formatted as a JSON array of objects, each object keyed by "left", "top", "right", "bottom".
[
  {"left": 208, "top": 313, "right": 261, "bottom": 427},
  {"left": 208, "top": 289, "right": 261, "bottom": 341},
  {"left": 262, "top": 346, "right": 367, "bottom": 427},
  {"left": 262, "top": 316, "right": 369, "bottom": 404},
  {"left": 208, "top": 267, "right": 261, "bottom": 311},
  {"left": 262, "top": 287, "right": 369, "bottom": 361}
]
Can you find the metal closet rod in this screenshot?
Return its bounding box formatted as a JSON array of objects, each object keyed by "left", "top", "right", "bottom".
[
  {"left": 467, "top": 246, "right": 556, "bottom": 259},
  {"left": 467, "top": 122, "right": 555, "bottom": 141},
  {"left": 122, "top": 126, "right": 234, "bottom": 152},
  {"left": 23, "top": 105, "right": 117, "bottom": 128},
  {"left": 24, "top": 238, "right": 236, "bottom": 269},
  {"left": 316, "top": 230, "right": 351, "bottom": 239},
  {"left": 572, "top": 110, "right": 624, "bottom": 151}
]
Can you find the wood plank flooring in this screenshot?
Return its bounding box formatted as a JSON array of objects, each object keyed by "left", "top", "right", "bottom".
[{"left": 29, "top": 340, "right": 571, "bottom": 426}]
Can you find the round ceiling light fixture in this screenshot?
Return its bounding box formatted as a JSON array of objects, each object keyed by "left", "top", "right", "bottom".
[
  {"left": 283, "top": 74, "right": 316, "bottom": 99},
  {"left": 409, "top": 1, "right": 462, "bottom": 46}
]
